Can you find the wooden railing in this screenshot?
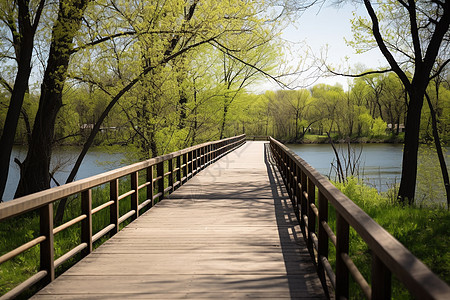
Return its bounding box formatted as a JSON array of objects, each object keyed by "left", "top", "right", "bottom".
[
  {"left": 245, "top": 135, "right": 268, "bottom": 141},
  {"left": 0, "top": 135, "right": 246, "bottom": 299},
  {"left": 269, "top": 137, "right": 450, "bottom": 300}
]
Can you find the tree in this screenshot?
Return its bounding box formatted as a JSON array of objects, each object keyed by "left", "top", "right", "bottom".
[
  {"left": 216, "top": 32, "right": 280, "bottom": 139},
  {"left": 0, "top": 0, "right": 46, "bottom": 201},
  {"left": 349, "top": 0, "right": 450, "bottom": 204},
  {"left": 51, "top": 0, "right": 288, "bottom": 222},
  {"left": 15, "top": 0, "right": 90, "bottom": 198}
]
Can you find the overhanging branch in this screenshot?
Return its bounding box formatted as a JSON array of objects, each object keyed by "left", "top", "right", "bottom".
[
  {"left": 210, "top": 39, "right": 290, "bottom": 89},
  {"left": 326, "top": 65, "right": 393, "bottom": 78}
]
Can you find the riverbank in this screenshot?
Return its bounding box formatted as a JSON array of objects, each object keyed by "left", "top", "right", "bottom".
[
  {"left": 282, "top": 133, "right": 405, "bottom": 144},
  {"left": 330, "top": 178, "right": 449, "bottom": 299}
]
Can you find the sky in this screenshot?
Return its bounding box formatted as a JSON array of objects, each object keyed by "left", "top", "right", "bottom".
[{"left": 254, "top": 2, "right": 388, "bottom": 92}]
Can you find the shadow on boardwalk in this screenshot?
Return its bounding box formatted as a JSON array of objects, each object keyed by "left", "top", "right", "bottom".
[
  {"left": 264, "top": 143, "right": 330, "bottom": 299},
  {"left": 32, "top": 141, "right": 326, "bottom": 299}
]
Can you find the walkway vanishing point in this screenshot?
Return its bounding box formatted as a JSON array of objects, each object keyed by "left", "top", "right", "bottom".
[
  {"left": 31, "top": 141, "right": 326, "bottom": 299},
  {"left": 2, "top": 136, "right": 449, "bottom": 299}
]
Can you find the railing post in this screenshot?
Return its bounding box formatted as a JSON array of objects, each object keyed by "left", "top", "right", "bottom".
[
  {"left": 131, "top": 171, "right": 139, "bottom": 219},
  {"left": 307, "top": 178, "right": 316, "bottom": 257},
  {"left": 147, "top": 165, "right": 154, "bottom": 207},
  {"left": 300, "top": 170, "right": 308, "bottom": 230},
  {"left": 287, "top": 158, "right": 293, "bottom": 198},
  {"left": 336, "top": 212, "right": 349, "bottom": 299},
  {"left": 157, "top": 161, "right": 164, "bottom": 202},
  {"left": 290, "top": 159, "right": 296, "bottom": 198},
  {"left": 40, "top": 203, "right": 55, "bottom": 284},
  {"left": 372, "top": 254, "right": 391, "bottom": 299},
  {"left": 194, "top": 149, "right": 198, "bottom": 173},
  {"left": 294, "top": 164, "right": 300, "bottom": 220},
  {"left": 176, "top": 156, "right": 181, "bottom": 189},
  {"left": 192, "top": 149, "right": 196, "bottom": 175},
  {"left": 207, "top": 144, "right": 211, "bottom": 165},
  {"left": 182, "top": 153, "right": 188, "bottom": 183},
  {"left": 110, "top": 179, "right": 119, "bottom": 236},
  {"left": 188, "top": 151, "right": 193, "bottom": 179},
  {"left": 81, "top": 189, "right": 92, "bottom": 256},
  {"left": 317, "top": 191, "right": 329, "bottom": 289},
  {"left": 168, "top": 158, "right": 173, "bottom": 192},
  {"left": 200, "top": 147, "right": 204, "bottom": 169}
]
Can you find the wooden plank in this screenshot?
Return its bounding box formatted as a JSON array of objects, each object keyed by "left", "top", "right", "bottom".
[
  {"left": 32, "top": 142, "right": 326, "bottom": 300},
  {"left": 34, "top": 275, "right": 325, "bottom": 294}
]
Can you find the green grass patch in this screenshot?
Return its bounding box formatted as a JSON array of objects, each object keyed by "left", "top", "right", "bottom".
[
  {"left": 331, "top": 177, "right": 449, "bottom": 299},
  {"left": 0, "top": 171, "right": 158, "bottom": 298}
]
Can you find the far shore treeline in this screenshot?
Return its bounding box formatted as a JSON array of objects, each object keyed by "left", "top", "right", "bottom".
[{"left": 5, "top": 76, "right": 450, "bottom": 150}]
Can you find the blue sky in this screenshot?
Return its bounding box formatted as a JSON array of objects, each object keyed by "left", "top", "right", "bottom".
[{"left": 256, "top": 2, "right": 388, "bottom": 91}]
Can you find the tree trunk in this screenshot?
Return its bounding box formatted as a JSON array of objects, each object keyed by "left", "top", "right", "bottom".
[
  {"left": 0, "top": 50, "right": 33, "bottom": 201},
  {"left": 397, "top": 89, "right": 424, "bottom": 205},
  {"left": 425, "top": 92, "right": 450, "bottom": 209},
  {"left": 0, "top": 0, "right": 38, "bottom": 201},
  {"left": 14, "top": 0, "right": 89, "bottom": 199}
]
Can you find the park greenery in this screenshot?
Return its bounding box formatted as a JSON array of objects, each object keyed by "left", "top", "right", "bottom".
[
  {"left": 0, "top": 0, "right": 449, "bottom": 297},
  {"left": 0, "top": 0, "right": 448, "bottom": 206}
]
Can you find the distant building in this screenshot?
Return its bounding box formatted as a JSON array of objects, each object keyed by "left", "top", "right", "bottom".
[
  {"left": 387, "top": 123, "right": 405, "bottom": 133},
  {"left": 80, "top": 123, "right": 94, "bottom": 130}
]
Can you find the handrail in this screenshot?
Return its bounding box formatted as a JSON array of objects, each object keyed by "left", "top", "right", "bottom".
[
  {"left": 0, "top": 134, "right": 246, "bottom": 299},
  {"left": 269, "top": 137, "right": 450, "bottom": 300}
]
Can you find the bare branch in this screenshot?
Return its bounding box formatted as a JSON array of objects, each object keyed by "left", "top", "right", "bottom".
[
  {"left": 326, "top": 65, "right": 393, "bottom": 78},
  {"left": 407, "top": 0, "right": 423, "bottom": 63},
  {"left": 211, "top": 40, "right": 290, "bottom": 89},
  {"left": 70, "top": 76, "right": 113, "bottom": 96},
  {"left": 363, "top": 0, "right": 411, "bottom": 88},
  {"left": 32, "top": 0, "right": 46, "bottom": 32},
  {"left": 0, "top": 76, "right": 13, "bottom": 93},
  {"left": 53, "top": 133, "right": 81, "bottom": 144},
  {"left": 70, "top": 31, "right": 137, "bottom": 54},
  {"left": 430, "top": 58, "right": 450, "bottom": 81}
]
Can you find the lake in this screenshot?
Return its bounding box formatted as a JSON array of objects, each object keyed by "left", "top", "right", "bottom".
[
  {"left": 3, "top": 146, "right": 128, "bottom": 202},
  {"left": 287, "top": 143, "right": 404, "bottom": 192},
  {"left": 4, "top": 143, "right": 448, "bottom": 203}
]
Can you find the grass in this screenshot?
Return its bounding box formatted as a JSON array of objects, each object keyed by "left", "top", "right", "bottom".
[
  {"left": 0, "top": 172, "right": 155, "bottom": 298},
  {"left": 330, "top": 177, "right": 449, "bottom": 299},
  {"left": 1, "top": 165, "right": 448, "bottom": 299}
]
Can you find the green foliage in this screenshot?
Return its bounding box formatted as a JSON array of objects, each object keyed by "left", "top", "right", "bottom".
[
  {"left": 332, "top": 178, "right": 450, "bottom": 299},
  {"left": 358, "top": 113, "right": 373, "bottom": 136},
  {"left": 416, "top": 145, "right": 448, "bottom": 206},
  {"left": 370, "top": 117, "right": 387, "bottom": 137}
]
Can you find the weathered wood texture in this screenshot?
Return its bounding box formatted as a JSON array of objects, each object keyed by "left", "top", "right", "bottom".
[{"left": 32, "top": 142, "right": 326, "bottom": 299}]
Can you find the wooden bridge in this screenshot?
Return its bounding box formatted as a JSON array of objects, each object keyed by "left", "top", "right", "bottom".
[{"left": 1, "top": 135, "right": 449, "bottom": 299}]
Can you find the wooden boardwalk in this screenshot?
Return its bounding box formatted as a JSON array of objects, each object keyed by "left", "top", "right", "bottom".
[{"left": 32, "top": 141, "right": 326, "bottom": 299}]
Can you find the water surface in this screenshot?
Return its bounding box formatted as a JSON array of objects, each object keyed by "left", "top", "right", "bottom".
[
  {"left": 3, "top": 146, "right": 127, "bottom": 202},
  {"left": 287, "top": 143, "right": 404, "bottom": 192}
]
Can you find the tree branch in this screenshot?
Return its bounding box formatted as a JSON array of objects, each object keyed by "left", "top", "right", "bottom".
[
  {"left": 32, "top": 0, "right": 46, "bottom": 32},
  {"left": 70, "top": 76, "right": 113, "bottom": 96},
  {"left": 407, "top": 0, "right": 423, "bottom": 64},
  {"left": 0, "top": 76, "right": 13, "bottom": 93},
  {"left": 430, "top": 58, "right": 450, "bottom": 81},
  {"left": 70, "top": 31, "right": 137, "bottom": 54},
  {"left": 53, "top": 133, "right": 81, "bottom": 144},
  {"left": 326, "top": 65, "right": 393, "bottom": 78},
  {"left": 211, "top": 40, "right": 290, "bottom": 89},
  {"left": 363, "top": 0, "right": 411, "bottom": 89}
]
